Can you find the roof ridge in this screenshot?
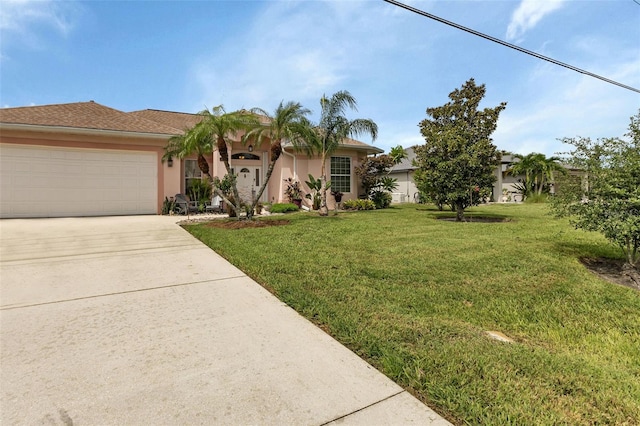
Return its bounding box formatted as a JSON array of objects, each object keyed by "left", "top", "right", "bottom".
[
  {"left": 129, "top": 108, "right": 199, "bottom": 116},
  {"left": 1, "top": 100, "right": 103, "bottom": 111}
]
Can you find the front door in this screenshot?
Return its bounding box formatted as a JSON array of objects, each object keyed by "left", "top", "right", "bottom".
[{"left": 236, "top": 167, "right": 261, "bottom": 203}]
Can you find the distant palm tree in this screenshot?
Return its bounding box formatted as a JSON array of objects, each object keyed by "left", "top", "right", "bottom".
[
  {"left": 538, "top": 155, "right": 566, "bottom": 195},
  {"left": 507, "top": 153, "right": 566, "bottom": 197},
  {"left": 243, "top": 101, "right": 312, "bottom": 219},
  {"left": 306, "top": 91, "right": 378, "bottom": 216},
  {"left": 389, "top": 145, "right": 407, "bottom": 166}
]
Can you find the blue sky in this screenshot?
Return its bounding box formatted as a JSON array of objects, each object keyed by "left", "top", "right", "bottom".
[{"left": 1, "top": 0, "right": 639, "bottom": 156}]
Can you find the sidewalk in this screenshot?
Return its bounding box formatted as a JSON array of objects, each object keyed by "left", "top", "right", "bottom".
[{"left": 0, "top": 215, "right": 450, "bottom": 425}]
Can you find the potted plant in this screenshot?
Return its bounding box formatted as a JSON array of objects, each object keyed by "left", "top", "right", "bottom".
[
  {"left": 284, "top": 178, "right": 303, "bottom": 208},
  {"left": 332, "top": 190, "right": 343, "bottom": 203}
]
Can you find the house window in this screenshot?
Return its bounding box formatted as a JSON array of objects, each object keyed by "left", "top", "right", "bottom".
[
  {"left": 184, "top": 159, "right": 201, "bottom": 195},
  {"left": 331, "top": 156, "right": 351, "bottom": 193},
  {"left": 231, "top": 153, "right": 260, "bottom": 160}
]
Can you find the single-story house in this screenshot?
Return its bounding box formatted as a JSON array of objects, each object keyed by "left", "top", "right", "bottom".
[
  {"left": 388, "top": 149, "right": 534, "bottom": 203},
  {"left": 0, "top": 101, "right": 382, "bottom": 218},
  {"left": 493, "top": 153, "right": 523, "bottom": 202},
  {"left": 388, "top": 146, "right": 419, "bottom": 203}
]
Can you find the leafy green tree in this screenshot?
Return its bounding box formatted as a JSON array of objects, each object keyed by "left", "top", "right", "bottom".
[
  {"left": 305, "top": 91, "right": 378, "bottom": 216},
  {"left": 354, "top": 148, "right": 403, "bottom": 209},
  {"left": 243, "top": 101, "right": 311, "bottom": 219},
  {"left": 414, "top": 78, "right": 506, "bottom": 221},
  {"left": 550, "top": 110, "right": 640, "bottom": 287}
]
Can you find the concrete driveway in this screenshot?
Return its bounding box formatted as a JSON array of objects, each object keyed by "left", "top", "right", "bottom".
[{"left": 0, "top": 216, "right": 450, "bottom": 425}]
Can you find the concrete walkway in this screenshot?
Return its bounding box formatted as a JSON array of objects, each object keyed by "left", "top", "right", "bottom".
[{"left": 0, "top": 215, "right": 450, "bottom": 425}]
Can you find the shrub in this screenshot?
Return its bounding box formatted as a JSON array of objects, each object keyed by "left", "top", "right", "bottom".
[
  {"left": 270, "top": 203, "right": 300, "bottom": 213},
  {"left": 343, "top": 199, "right": 376, "bottom": 210},
  {"left": 162, "top": 197, "right": 176, "bottom": 215},
  {"left": 370, "top": 190, "right": 392, "bottom": 209},
  {"left": 525, "top": 193, "right": 548, "bottom": 203},
  {"left": 188, "top": 179, "right": 212, "bottom": 207}
]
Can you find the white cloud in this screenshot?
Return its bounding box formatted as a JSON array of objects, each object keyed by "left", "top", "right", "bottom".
[
  {"left": 506, "top": 0, "right": 565, "bottom": 42},
  {"left": 493, "top": 53, "right": 640, "bottom": 156},
  {"left": 0, "top": 0, "right": 80, "bottom": 55},
  {"left": 0, "top": 0, "right": 78, "bottom": 34},
  {"left": 187, "top": 1, "right": 396, "bottom": 118}
]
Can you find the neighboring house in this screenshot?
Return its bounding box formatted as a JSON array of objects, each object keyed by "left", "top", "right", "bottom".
[
  {"left": 493, "top": 153, "right": 524, "bottom": 202},
  {"left": 388, "top": 146, "right": 419, "bottom": 203},
  {"left": 0, "top": 101, "right": 382, "bottom": 218},
  {"left": 387, "top": 149, "right": 528, "bottom": 204}
]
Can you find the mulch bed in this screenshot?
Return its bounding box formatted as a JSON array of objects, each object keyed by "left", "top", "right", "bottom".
[
  {"left": 436, "top": 216, "right": 511, "bottom": 223},
  {"left": 580, "top": 257, "right": 639, "bottom": 291}
]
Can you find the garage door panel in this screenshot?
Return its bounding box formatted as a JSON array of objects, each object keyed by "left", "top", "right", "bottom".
[{"left": 0, "top": 144, "right": 158, "bottom": 218}]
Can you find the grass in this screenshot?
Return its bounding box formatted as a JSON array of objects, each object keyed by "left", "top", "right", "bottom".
[{"left": 184, "top": 203, "right": 640, "bottom": 425}]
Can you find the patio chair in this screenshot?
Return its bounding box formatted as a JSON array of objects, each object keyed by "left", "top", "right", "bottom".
[
  {"left": 174, "top": 193, "right": 198, "bottom": 215},
  {"left": 205, "top": 195, "right": 222, "bottom": 213}
]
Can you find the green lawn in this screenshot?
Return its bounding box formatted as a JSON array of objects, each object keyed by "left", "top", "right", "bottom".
[{"left": 184, "top": 203, "right": 640, "bottom": 425}]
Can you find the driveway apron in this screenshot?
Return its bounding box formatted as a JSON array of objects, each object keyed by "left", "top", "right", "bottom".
[{"left": 0, "top": 216, "right": 450, "bottom": 425}]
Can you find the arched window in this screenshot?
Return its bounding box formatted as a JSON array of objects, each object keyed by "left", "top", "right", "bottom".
[{"left": 231, "top": 153, "right": 260, "bottom": 160}]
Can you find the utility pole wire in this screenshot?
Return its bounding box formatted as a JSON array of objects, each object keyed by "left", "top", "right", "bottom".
[{"left": 383, "top": 0, "right": 640, "bottom": 94}]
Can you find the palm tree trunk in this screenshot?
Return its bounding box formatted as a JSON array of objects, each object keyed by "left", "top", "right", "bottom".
[
  {"left": 217, "top": 136, "right": 242, "bottom": 219},
  {"left": 247, "top": 150, "right": 280, "bottom": 220},
  {"left": 319, "top": 151, "right": 329, "bottom": 216}
]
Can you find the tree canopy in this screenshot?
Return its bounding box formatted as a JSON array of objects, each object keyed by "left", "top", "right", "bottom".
[
  {"left": 550, "top": 110, "right": 640, "bottom": 286},
  {"left": 413, "top": 78, "right": 506, "bottom": 220},
  {"left": 355, "top": 145, "right": 404, "bottom": 209}
]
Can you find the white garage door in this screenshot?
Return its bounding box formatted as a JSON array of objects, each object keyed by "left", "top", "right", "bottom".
[{"left": 0, "top": 144, "right": 158, "bottom": 218}]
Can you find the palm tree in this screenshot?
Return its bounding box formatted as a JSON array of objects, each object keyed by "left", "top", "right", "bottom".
[
  {"left": 507, "top": 153, "right": 566, "bottom": 197},
  {"left": 163, "top": 119, "right": 214, "bottom": 180},
  {"left": 538, "top": 155, "right": 566, "bottom": 195},
  {"left": 388, "top": 145, "right": 407, "bottom": 166},
  {"left": 307, "top": 91, "right": 378, "bottom": 216},
  {"left": 163, "top": 106, "right": 260, "bottom": 217},
  {"left": 242, "top": 101, "right": 312, "bottom": 219}
]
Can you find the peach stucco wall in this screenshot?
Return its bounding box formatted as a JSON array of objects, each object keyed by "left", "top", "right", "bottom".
[{"left": 2, "top": 125, "right": 375, "bottom": 215}]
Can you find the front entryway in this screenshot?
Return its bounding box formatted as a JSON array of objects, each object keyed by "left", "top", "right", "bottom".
[{"left": 235, "top": 166, "right": 261, "bottom": 204}]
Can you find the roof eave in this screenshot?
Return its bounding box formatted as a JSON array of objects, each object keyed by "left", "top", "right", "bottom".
[
  {"left": 343, "top": 144, "right": 384, "bottom": 154},
  {"left": 0, "top": 123, "right": 175, "bottom": 140}
]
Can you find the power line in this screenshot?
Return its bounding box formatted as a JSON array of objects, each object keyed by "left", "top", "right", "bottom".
[{"left": 383, "top": 0, "right": 640, "bottom": 94}]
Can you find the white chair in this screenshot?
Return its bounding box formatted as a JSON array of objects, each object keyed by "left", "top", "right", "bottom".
[{"left": 205, "top": 195, "right": 222, "bottom": 213}]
